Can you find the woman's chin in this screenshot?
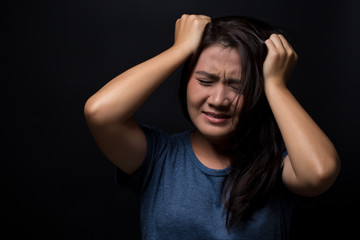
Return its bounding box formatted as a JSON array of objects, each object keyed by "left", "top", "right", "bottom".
[{"left": 196, "top": 127, "right": 234, "bottom": 143}]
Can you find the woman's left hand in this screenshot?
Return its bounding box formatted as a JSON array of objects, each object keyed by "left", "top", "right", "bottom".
[{"left": 263, "top": 34, "right": 298, "bottom": 88}]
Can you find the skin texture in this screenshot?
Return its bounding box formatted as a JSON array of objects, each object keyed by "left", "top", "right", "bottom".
[{"left": 84, "top": 14, "right": 340, "bottom": 197}]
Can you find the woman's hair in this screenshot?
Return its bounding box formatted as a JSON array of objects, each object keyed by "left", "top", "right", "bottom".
[{"left": 178, "top": 16, "right": 285, "bottom": 227}]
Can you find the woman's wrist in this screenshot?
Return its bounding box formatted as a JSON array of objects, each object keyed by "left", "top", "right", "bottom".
[
  {"left": 168, "top": 43, "right": 194, "bottom": 61},
  {"left": 264, "top": 77, "right": 288, "bottom": 95}
]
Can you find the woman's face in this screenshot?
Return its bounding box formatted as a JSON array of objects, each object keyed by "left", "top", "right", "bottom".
[{"left": 187, "top": 44, "right": 244, "bottom": 142}]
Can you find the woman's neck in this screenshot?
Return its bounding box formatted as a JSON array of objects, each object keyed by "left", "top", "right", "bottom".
[{"left": 190, "top": 130, "right": 231, "bottom": 169}]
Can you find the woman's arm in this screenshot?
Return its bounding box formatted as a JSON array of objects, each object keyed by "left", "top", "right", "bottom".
[
  {"left": 84, "top": 14, "right": 211, "bottom": 175},
  {"left": 263, "top": 34, "right": 340, "bottom": 196}
]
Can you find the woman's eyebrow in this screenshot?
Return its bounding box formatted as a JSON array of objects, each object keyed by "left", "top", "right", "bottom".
[
  {"left": 226, "top": 78, "right": 242, "bottom": 84},
  {"left": 194, "top": 71, "right": 220, "bottom": 80},
  {"left": 195, "top": 71, "right": 241, "bottom": 83}
]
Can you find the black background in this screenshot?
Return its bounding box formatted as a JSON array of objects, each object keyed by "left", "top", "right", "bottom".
[{"left": 2, "top": 0, "right": 359, "bottom": 239}]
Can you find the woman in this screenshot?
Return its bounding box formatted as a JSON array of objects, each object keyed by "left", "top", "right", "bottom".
[{"left": 84, "top": 14, "right": 340, "bottom": 239}]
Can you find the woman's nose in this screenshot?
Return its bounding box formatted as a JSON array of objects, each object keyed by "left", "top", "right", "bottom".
[{"left": 208, "top": 85, "right": 231, "bottom": 108}]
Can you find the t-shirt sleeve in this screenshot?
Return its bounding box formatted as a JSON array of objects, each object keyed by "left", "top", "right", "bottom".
[
  {"left": 282, "top": 145, "right": 288, "bottom": 160},
  {"left": 114, "top": 124, "right": 169, "bottom": 196}
]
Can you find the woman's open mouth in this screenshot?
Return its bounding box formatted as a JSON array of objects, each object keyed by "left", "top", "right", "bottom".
[{"left": 202, "top": 111, "right": 231, "bottom": 124}]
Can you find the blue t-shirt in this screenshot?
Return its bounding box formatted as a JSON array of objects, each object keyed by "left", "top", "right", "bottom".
[{"left": 116, "top": 125, "right": 299, "bottom": 240}]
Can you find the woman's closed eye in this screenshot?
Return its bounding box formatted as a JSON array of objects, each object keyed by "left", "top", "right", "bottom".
[
  {"left": 226, "top": 79, "right": 243, "bottom": 93},
  {"left": 230, "top": 84, "right": 242, "bottom": 92},
  {"left": 196, "top": 78, "right": 214, "bottom": 86}
]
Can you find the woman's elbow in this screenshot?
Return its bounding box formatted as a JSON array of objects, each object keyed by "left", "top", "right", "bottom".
[
  {"left": 308, "top": 153, "right": 341, "bottom": 196},
  {"left": 84, "top": 97, "right": 106, "bottom": 125}
]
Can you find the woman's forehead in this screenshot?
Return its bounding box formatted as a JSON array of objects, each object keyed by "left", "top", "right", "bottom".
[{"left": 194, "top": 44, "right": 242, "bottom": 77}]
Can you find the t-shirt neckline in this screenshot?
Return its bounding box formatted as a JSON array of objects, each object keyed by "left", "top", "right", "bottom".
[{"left": 185, "top": 130, "right": 231, "bottom": 176}]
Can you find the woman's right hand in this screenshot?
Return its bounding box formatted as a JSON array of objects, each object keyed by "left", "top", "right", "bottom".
[{"left": 173, "top": 14, "right": 211, "bottom": 55}]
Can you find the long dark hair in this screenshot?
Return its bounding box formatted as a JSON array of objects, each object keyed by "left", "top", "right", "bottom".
[{"left": 178, "top": 16, "right": 285, "bottom": 227}]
